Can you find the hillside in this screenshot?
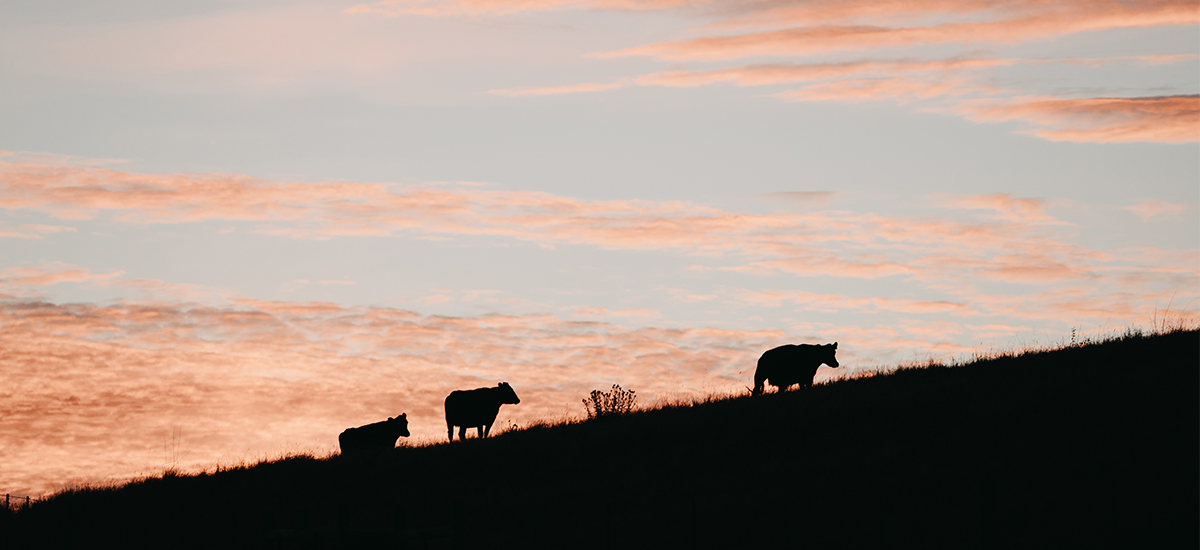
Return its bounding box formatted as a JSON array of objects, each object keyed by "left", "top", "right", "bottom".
[{"left": 4, "top": 329, "right": 1197, "bottom": 548}]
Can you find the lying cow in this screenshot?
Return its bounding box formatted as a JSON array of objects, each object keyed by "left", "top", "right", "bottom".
[
  {"left": 444, "top": 382, "right": 520, "bottom": 441},
  {"left": 752, "top": 342, "right": 840, "bottom": 395},
  {"left": 338, "top": 414, "right": 410, "bottom": 454}
]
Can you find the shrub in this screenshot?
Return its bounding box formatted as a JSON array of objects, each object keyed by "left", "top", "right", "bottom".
[{"left": 583, "top": 384, "right": 637, "bottom": 419}]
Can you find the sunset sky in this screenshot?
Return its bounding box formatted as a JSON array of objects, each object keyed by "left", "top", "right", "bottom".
[{"left": 2, "top": 0, "right": 1197, "bottom": 496}]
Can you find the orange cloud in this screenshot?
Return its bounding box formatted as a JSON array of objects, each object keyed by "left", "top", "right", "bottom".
[
  {"left": 0, "top": 296, "right": 786, "bottom": 495},
  {"left": 505, "top": 54, "right": 1195, "bottom": 120},
  {"left": 958, "top": 95, "right": 1200, "bottom": 143},
  {"left": 572, "top": 307, "right": 663, "bottom": 319},
  {"left": 634, "top": 57, "right": 1017, "bottom": 88},
  {"left": 8, "top": 284, "right": 1191, "bottom": 495},
  {"left": 337, "top": 0, "right": 1195, "bottom": 144},
  {"left": 345, "top": 0, "right": 696, "bottom": 16},
  {"left": 0, "top": 263, "right": 124, "bottom": 287},
  {"left": 0, "top": 155, "right": 1191, "bottom": 290},
  {"left": 504, "top": 55, "right": 1192, "bottom": 97},
  {"left": 489, "top": 80, "right": 630, "bottom": 96},
  {"left": 777, "top": 75, "right": 983, "bottom": 103},
  {"left": 932, "top": 193, "right": 1061, "bottom": 223},
  {"left": 735, "top": 289, "right": 978, "bottom": 315},
  {"left": 0, "top": 224, "right": 76, "bottom": 239},
  {"left": 1124, "top": 199, "right": 1193, "bottom": 220},
  {"left": 603, "top": 1, "right": 1199, "bottom": 60}
]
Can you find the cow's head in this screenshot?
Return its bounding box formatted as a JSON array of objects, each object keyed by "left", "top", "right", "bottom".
[
  {"left": 497, "top": 382, "right": 521, "bottom": 405},
  {"left": 824, "top": 342, "right": 840, "bottom": 368},
  {"left": 389, "top": 413, "right": 411, "bottom": 437}
]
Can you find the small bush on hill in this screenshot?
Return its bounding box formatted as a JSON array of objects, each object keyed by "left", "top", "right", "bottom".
[{"left": 583, "top": 384, "right": 637, "bottom": 419}]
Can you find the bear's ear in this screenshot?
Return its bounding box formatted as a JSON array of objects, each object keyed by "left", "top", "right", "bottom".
[{"left": 388, "top": 416, "right": 394, "bottom": 421}]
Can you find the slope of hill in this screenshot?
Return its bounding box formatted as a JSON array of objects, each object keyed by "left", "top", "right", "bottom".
[{"left": 4, "top": 329, "right": 1197, "bottom": 548}]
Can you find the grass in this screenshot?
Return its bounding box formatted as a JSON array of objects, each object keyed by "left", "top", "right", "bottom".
[{"left": 2, "top": 328, "right": 1197, "bottom": 548}]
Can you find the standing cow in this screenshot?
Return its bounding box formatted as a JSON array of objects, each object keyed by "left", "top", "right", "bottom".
[
  {"left": 444, "top": 382, "right": 521, "bottom": 441},
  {"left": 339, "top": 414, "right": 410, "bottom": 454},
  {"left": 752, "top": 343, "right": 840, "bottom": 395}
]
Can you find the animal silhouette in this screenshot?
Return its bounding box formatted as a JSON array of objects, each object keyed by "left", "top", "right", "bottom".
[
  {"left": 752, "top": 343, "right": 840, "bottom": 395},
  {"left": 444, "top": 382, "right": 521, "bottom": 441},
  {"left": 338, "top": 414, "right": 410, "bottom": 453}
]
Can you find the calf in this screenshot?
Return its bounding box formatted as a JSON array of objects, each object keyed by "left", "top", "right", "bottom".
[
  {"left": 752, "top": 342, "right": 840, "bottom": 395},
  {"left": 444, "top": 382, "right": 520, "bottom": 441},
  {"left": 338, "top": 414, "right": 410, "bottom": 454}
]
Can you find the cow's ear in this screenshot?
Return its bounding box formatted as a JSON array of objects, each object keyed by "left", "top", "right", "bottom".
[
  {"left": 388, "top": 416, "right": 394, "bottom": 421},
  {"left": 833, "top": 342, "right": 838, "bottom": 349},
  {"left": 400, "top": 413, "right": 407, "bottom": 419}
]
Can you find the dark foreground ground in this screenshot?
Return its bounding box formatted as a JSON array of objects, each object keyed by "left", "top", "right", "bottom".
[{"left": 3, "top": 330, "right": 1197, "bottom": 548}]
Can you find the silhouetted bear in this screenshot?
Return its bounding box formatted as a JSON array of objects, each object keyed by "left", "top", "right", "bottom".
[{"left": 752, "top": 343, "right": 840, "bottom": 395}]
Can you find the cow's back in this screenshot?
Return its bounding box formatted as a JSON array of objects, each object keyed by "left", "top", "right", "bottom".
[
  {"left": 339, "top": 426, "right": 370, "bottom": 452},
  {"left": 758, "top": 344, "right": 823, "bottom": 386},
  {"left": 445, "top": 388, "right": 499, "bottom": 426},
  {"left": 339, "top": 416, "right": 407, "bottom": 453},
  {"left": 759, "top": 344, "right": 804, "bottom": 373}
]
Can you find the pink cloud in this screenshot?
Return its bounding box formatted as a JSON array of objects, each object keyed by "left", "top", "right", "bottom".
[
  {"left": 933, "top": 193, "right": 1060, "bottom": 223},
  {"left": 726, "top": 254, "right": 916, "bottom": 279},
  {"left": 634, "top": 57, "right": 1018, "bottom": 88},
  {"left": 0, "top": 224, "right": 77, "bottom": 239},
  {"left": 957, "top": 95, "right": 1200, "bottom": 143},
  {"left": 333, "top": 0, "right": 1195, "bottom": 146},
  {"left": 0, "top": 296, "right": 793, "bottom": 494},
  {"left": 735, "top": 289, "right": 978, "bottom": 315},
  {"left": 1124, "top": 199, "right": 1193, "bottom": 220},
  {"left": 711, "top": 0, "right": 1000, "bottom": 29},
  {"left": 777, "top": 75, "right": 982, "bottom": 103},
  {"left": 489, "top": 80, "right": 630, "bottom": 96},
  {"left": 1, "top": 155, "right": 1192, "bottom": 292},
  {"left": 345, "top": 0, "right": 697, "bottom": 16},
  {"left": 602, "top": 1, "right": 1199, "bottom": 60},
  {"left": 0, "top": 263, "right": 124, "bottom": 287},
  {"left": 572, "top": 307, "right": 663, "bottom": 318},
  {"left": 9, "top": 279, "right": 1190, "bottom": 495},
  {"left": 512, "top": 55, "right": 1176, "bottom": 97},
  {"left": 504, "top": 53, "right": 1190, "bottom": 121}
]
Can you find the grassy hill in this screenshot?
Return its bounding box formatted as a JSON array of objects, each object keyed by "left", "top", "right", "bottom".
[{"left": 4, "top": 329, "right": 1197, "bottom": 548}]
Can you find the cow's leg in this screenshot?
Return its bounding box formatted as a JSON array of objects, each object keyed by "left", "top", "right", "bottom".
[
  {"left": 475, "top": 425, "right": 484, "bottom": 438},
  {"left": 447, "top": 423, "right": 454, "bottom": 442},
  {"left": 482, "top": 423, "right": 491, "bottom": 438},
  {"left": 458, "top": 426, "right": 468, "bottom": 440}
]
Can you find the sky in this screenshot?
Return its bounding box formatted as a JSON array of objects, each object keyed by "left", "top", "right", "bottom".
[{"left": 1, "top": 0, "right": 1197, "bottom": 496}]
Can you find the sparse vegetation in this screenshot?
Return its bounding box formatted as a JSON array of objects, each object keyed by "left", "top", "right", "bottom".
[
  {"left": 3, "top": 328, "right": 1196, "bottom": 548},
  {"left": 582, "top": 384, "right": 637, "bottom": 419}
]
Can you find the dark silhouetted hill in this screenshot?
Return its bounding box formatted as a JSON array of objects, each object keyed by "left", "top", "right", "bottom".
[{"left": 3, "top": 329, "right": 1197, "bottom": 548}]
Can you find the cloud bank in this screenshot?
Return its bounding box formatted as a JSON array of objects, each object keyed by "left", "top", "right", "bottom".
[
  {"left": 2, "top": 154, "right": 1195, "bottom": 496},
  {"left": 454, "top": 0, "right": 1200, "bottom": 143}
]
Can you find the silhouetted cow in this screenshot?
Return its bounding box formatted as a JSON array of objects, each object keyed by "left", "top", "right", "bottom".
[
  {"left": 338, "top": 414, "right": 410, "bottom": 454},
  {"left": 444, "top": 382, "right": 521, "bottom": 441},
  {"left": 752, "top": 342, "right": 840, "bottom": 395}
]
